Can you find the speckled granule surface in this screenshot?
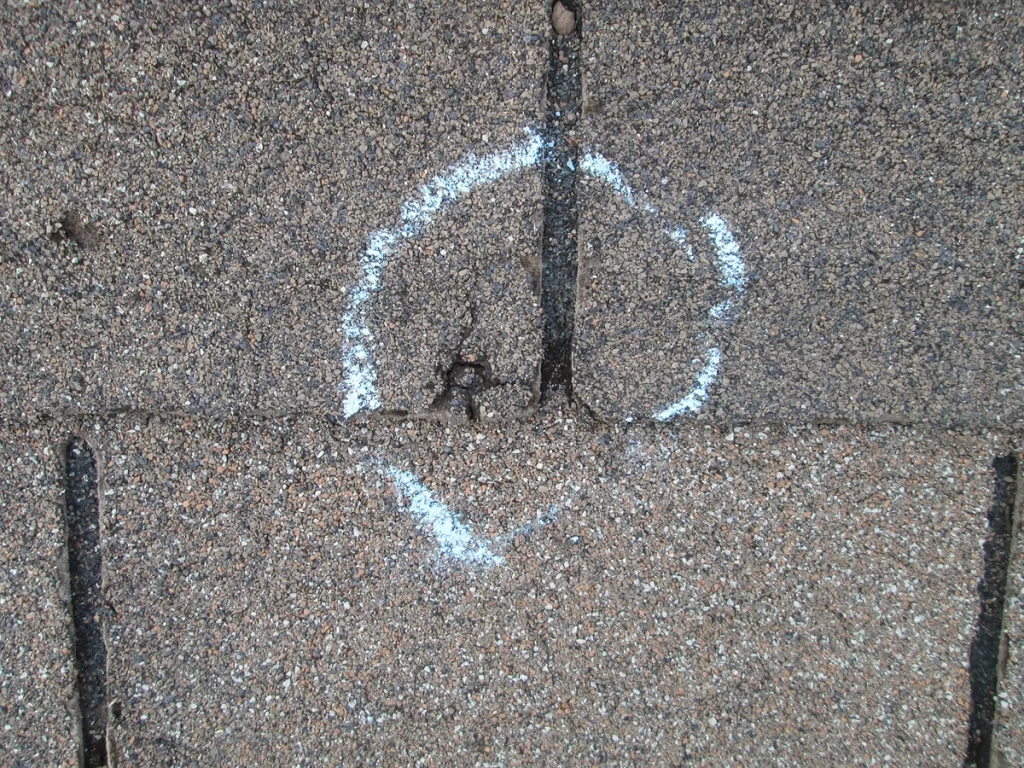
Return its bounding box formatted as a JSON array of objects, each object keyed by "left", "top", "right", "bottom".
[
  {"left": 3, "top": 1, "right": 1024, "bottom": 765},
  {"left": 576, "top": 3, "right": 1023, "bottom": 426},
  {"left": 0, "top": 424, "right": 79, "bottom": 766},
  {"left": 70, "top": 414, "right": 1005, "bottom": 766},
  {"left": 0, "top": 1, "right": 546, "bottom": 419}
]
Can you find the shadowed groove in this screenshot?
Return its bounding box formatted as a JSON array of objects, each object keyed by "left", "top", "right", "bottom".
[
  {"left": 540, "top": 0, "right": 582, "bottom": 403},
  {"left": 964, "top": 454, "right": 1019, "bottom": 768},
  {"left": 65, "top": 437, "right": 108, "bottom": 768}
]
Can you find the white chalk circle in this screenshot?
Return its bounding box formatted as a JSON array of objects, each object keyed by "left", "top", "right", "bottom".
[
  {"left": 340, "top": 129, "right": 747, "bottom": 565},
  {"left": 341, "top": 130, "right": 746, "bottom": 424}
]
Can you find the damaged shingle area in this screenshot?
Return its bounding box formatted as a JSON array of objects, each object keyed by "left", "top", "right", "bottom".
[
  {"left": 50, "top": 210, "right": 101, "bottom": 251},
  {"left": 430, "top": 304, "right": 521, "bottom": 421},
  {"left": 431, "top": 358, "right": 497, "bottom": 422}
]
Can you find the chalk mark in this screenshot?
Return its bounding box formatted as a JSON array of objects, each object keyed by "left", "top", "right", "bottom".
[
  {"left": 381, "top": 461, "right": 577, "bottom": 568},
  {"left": 341, "top": 137, "right": 747, "bottom": 565},
  {"left": 580, "top": 152, "right": 747, "bottom": 421},
  {"left": 341, "top": 138, "right": 746, "bottom": 426},
  {"left": 384, "top": 462, "right": 505, "bottom": 567}
]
